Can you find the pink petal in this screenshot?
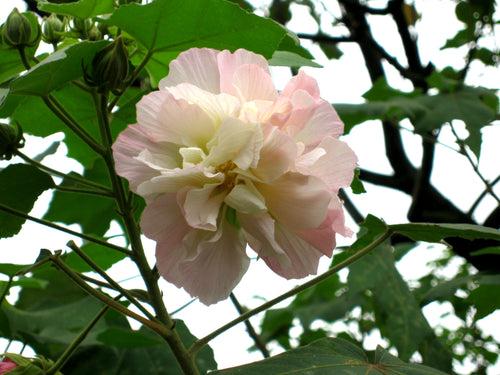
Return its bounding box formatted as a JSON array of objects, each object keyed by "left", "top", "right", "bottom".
[
  {"left": 218, "top": 49, "right": 269, "bottom": 95},
  {"left": 256, "top": 172, "right": 331, "bottom": 230},
  {"left": 263, "top": 223, "right": 323, "bottom": 279},
  {"left": 297, "top": 137, "right": 358, "bottom": 192},
  {"left": 230, "top": 64, "right": 277, "bottom": 102},
  {"left": 159, "top": 48, "right": 221, "bottom": 93},
  {"left": 282, "top": 70, "right": 320, "bottom": 99},
  {"left": 177, "top": 219, "right": 249, "bottom": 305},
  {"left": 112, "top": 124, "right": 179, "bottom": 192},
  {"left": 137, "top": 90, "right": 216, "bottom": 147},
  {"left": 182, "top": 183, "right": 226, "bottom": 231},
  {"left": 252, "top": 126, "right": 297, "bottom": 182}
]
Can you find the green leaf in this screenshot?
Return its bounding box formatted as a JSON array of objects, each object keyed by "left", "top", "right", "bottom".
[
  {"left": 319, "top": 42, "right": 343, "bottom": 60},
  {"left": 471, "top": 246, "right": 500, "bottom": 256},
  {"left": 103, "top": 0, "right": 286, "bottom": 57},
  {"left": 96, "top": 327, "right": 163, "bottom": 348},
  {"left": 268, "top": 51, "right": 321, "bottom": 68},
  {"left": 0, "top": 263, "right": 28, "bottom": 277},
  {"left": 44, "top": 159, "right": 118, "bottom": 236},
  {"left": 441, "top": 28, "right": 474, "bottom": 49},
  {"left": 350, "top": 169, "right": 366, "bottom": 194},
  {"left": 391, "top": 222, "right": 500, "bottom": 242},
  {"left": 2, "top": 41, "right": 107, "bottom": 98},
  {"left": 0, "top": 164, "right": 54, "bottom": 238},
  {"left": 37, "top": 0, "right": 115, "bottom": 18},
  {"left": 64, "top": 242, "right": 127, "bottom": 273},
  {"left": 467, "top": 275, "right": 500, "bottom": 320},
  {"left": 260, "top": 308, "right": 293, "bottom": 349},
  {"left": 214, "top": 337, "right": 448, "bottom": 374}
]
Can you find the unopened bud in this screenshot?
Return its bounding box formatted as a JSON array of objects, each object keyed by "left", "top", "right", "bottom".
[
  {"left": 72, "top": 17, "right": 93, "bottom": 38},
  {"left": 0, "top": 123, "right": 25, "bottom": 160},
  {"left": 42, "top": 14, "right": 64, "bottom": 45},
  {"left": 85, "top": 36, "right": 129, "bottom": 93},
  {"left": 88, "top": 26, "right": 102, "bottom": 41},
  {"left": 1, "top": 8, "right": 38, "bottom": 48}
]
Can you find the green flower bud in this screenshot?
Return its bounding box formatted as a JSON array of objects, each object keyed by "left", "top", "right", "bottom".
[
  {"left": 0, "top": 123, "right": 25, "bottom": 160},
  {"left": 2, "top": 8, "right": 37, "bottom": 48},
  {"left": 85, "top": 36, "right": 129, "bottom": 93},
  {"left": 42, "top": 14, "right": 64, "bottom": 45},
  {"left": 72, "top": 17, "right": 93, "bottom": 38}
]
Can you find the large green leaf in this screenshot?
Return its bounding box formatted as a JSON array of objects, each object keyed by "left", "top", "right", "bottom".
[
  {"left": 467, "top": 275, "right": 500, "bottom": 320},
  {"left": 103, "top": 0, "right": 286, "bottom": 56},
  {"left": 64, "top": 242, "right": 127, "bottom": 273},
  {"left": 391, "top": 222, "right": 500, "bottom": 242},
  {"left": 215, "top": 337, "right": 447, "bottom": 374},
  {"left": 37, "top": 0, "right": 115, "bottom": 18},
  {"left": 44, "top": 159, "right": 118, "bottom": 236},
  {"left": 2, "top": 41, "right": 107, "bottom": 98},
  {"left": 0, "top": 164, "right": 54, "bottom": 238}
]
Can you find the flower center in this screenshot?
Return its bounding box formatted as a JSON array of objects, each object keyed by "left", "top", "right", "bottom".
[{"left": 216, "top": 161, "right": 238, "bottom": 192}]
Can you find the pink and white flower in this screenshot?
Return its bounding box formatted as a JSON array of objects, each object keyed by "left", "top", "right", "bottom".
[{"left": 113, "top": 48, "right": 357, "bottom": 305}]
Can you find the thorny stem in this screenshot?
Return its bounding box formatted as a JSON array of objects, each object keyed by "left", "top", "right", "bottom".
[
  {"left": 95, "top": 91, "right": 199, "bottom": 375},
  {"left": 0, "top": 203, "right": 132, "bottom": 256},
  {"left": 190, "top": 229, "right": 392, "bottom": 355}
]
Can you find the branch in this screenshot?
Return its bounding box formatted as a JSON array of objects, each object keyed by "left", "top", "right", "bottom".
[
  {"left": 0, "top": 203, "right": 132, "bottom": 256},
  {"left": 339, "top": 189, "right": 364, "bottom": 224},
  {"left": 468, "top": 175, "right": 500, "bottom": 216},
  {"left": 229, "top": 293, "right": 270, "bottom": 358},
  {"left": 296, "top": 33, "right": 353, "bottom": 44},
  {"left": 189, "top": 229, "right": 392, "bottom": 355}
]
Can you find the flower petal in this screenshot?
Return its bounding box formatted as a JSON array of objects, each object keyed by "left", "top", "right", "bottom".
[
  {"left": 263, "top": 223, "right": 323, "bottom": 279},
  {"left": 137, "top": 90, "right": 217, "bottom": 147},
  {"left": 252, "top": 126, "right": 297, "bottom": 182},
  {"left": 177, "top": 218, "right": 249, "bottom": 305},
  {"left": 205, "top": 117, "right": 263, "bottom": 170},
  {"left": 182, "top": 183, "right": 225, "bottom": 231},
  {"left": 256, "top": 172, "right": 331, "bottom": 230},
  {"left": 225, "top": 182, "right": 266, "bottom": 214},
  {"left": 136, "top": 165, "right": 224, "bottom": 196},
  {"left": 218, "top": 48, "right": 269, "bottom": 95},
  {"left": 230, "top": 64, "right": 277, "bottom": 102},
  {"left": 298, "top": 137, "right": 358, "bottom": 192},
  {"left": 112, "top": 124, "right": 179, "bottom": 192},
  {"left": 159, "top": 48, "right": 221, "bottom": 93},
  {"left": 282, "top": 70, "right": 320, "bottom": 99}
]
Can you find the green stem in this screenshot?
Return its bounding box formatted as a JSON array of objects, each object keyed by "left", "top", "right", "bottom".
[
  {"left": 0, "top": 203, "right": 132, "bottom": 256},
  {"left": 67, "top": 241, "right": 154, "bottom": 320},
  {"left": 17, "top": 47, "right": 31, "bottom": 70},
  {"left": 42, "top": 95, "right": 105, "bottom": 155},
  {"left": 46, "top": 301, "right": 112, "bottom": 374},
  {"left": 55, "top": 185, "right": 114, "bottom": 198},
  {"left": 15, "top": 151, "right": 112, "bottom": 193},
  {"left": 107, "top": 50, "right": 153, "bottom": 112},
  {"left": 229, "top": 293, "right": 270, "bottom": 358},
  {"left": 190, "top": 229, "right": 392, "bottom": 355},
  {"left": 50, "top": 254, "right": 170, "bottom": 337},
  {"left": 95, "top": 92, "right": 199, "bottom": 375}
]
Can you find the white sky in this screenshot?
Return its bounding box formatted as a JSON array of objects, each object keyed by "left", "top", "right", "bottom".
[{"left": 0, "top": 0, "right": 499, "bottom": 374}]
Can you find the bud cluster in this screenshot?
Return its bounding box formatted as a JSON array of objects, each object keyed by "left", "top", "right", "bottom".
[
  {"left": 42, "top": 14, "right": 65, "bottom": 45},
  {"left": 1, "top": 8, "right": 40, "bottom": 48}
]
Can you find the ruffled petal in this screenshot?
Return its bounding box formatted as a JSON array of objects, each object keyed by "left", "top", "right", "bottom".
[
  {"left": 182, "top": 183, "right": 225, "bottom": 231},
  {"left": 252, "top": 126, "right": 297, "bottom": 182},
  {"left": 112, "top": 124, "right": 179, "bottom": 192},
  {"left": 224, "top": 182, "right": 266, "bottom": 214},
  {"left": 136, "top": 165, "right": 224, "bottom": 196},
  {"left": 282, "top": 70, "right": 320, "bottom": 99},
  {"left": 230, "top": 64, "right": 277, "bottom": 102},
  {"left": 159, "top": 48, "right": 221, "bottom": 93},
  {"left": 176, "top": 218, "right": 249, "bottom": 305},
  {"left": 263, "top": 223, "right": 323, "bottom": 279},
  {"left": 218, "top": 48, "right": 269, "bottom": 95},
  {"left": 256, "top": 172, "right": 331, "bottom": 230},
  {"left": 205, "top": 117, "right": 263, "bottom": 170}
]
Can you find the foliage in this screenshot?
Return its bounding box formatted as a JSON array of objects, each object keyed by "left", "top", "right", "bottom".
[{"left": 0, "top": 0, "right": 498, "bottom": 374}]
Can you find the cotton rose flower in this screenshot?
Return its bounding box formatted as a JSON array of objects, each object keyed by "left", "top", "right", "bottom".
[
  {"left": 113, "top": 48, "right": 357, "bottom": 305},
  {"left": 0, "top": 358, "right": 16, "bottom": 374}
]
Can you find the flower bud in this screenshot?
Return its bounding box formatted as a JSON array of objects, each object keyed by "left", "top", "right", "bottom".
[
  {"left": 0, "top": 358, "right": 16, "bottom": 374},
  {"left": 88, "top": 26, "right": 102, "bottom": 41},
  {"left": 42, "top": 14, "right": 64, "bottom": 45},
  {"left": 1, "top": 8, "right": 38, "bottom": 48},
  {"left": 0, "top": 123, "right": 25, "bottom": 160},
  {"left": 72, "top": 17, "right": 93, "bottom": 38},
  {"left": 85, "top": 36, "right": 129, "bottom": 93}
]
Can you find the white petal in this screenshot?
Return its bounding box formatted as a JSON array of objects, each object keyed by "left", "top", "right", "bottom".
[
  {"left": 182, "top": 183, "right": 225, "bottom": 231},
  {"left": 224, "top": 182, "right": 266, "bottom": 214}
]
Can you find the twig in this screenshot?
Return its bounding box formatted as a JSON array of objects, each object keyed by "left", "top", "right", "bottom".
[
  {"left": 339, "top": 189, "right": 364, "bottom": 224},
  {"left": 296, "top": 33, "right": 353, "bottom": 44},
  {"left": 468, "top": 175, "right": 500, "bottom": 216},
  {"left": 0, "top": 203, "right": 132, "bottom": 256},
  {"left": 55, "top": 185, "right": 114, "bottom": 198},
  {"left": 229, "top": 293, "right": 270, "bottom": 358}
]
